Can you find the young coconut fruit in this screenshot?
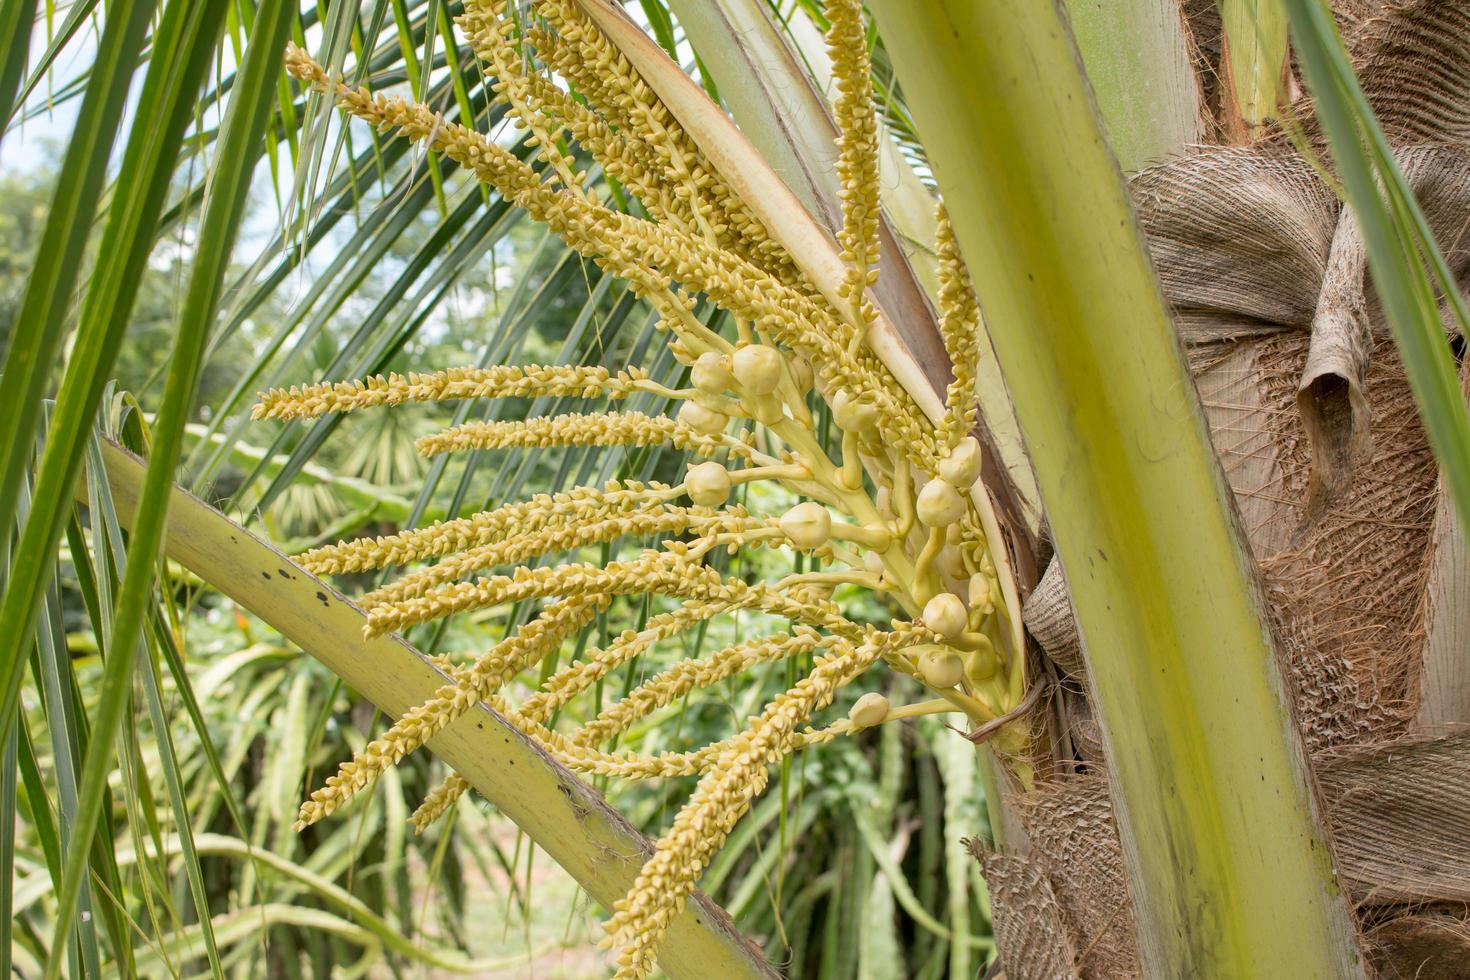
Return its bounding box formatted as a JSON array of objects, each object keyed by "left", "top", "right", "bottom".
[
  {"left": 690, "top": 351, "right": 733, "bottom": 394},
  {"left": 917, "top": 646, "right": 965, "bottom": 689},
  {"left": 731, "top": 344, "right": 784, "bottom": 395},
  {"left": 937, "top": 436, "right": 983, "bottom": 487},
  {"left": 677, "top": 400, "right": 728, "bottom": 435},
  {"left": 685, "top": 461, "right": 733, "bottom": 507},
  {"left": 848, "top": 691, "right": 891, "bottom": 728},
  {"left": 923, "top": 592, "right": 968, "bottom": 642},
  {"left": 831, "top": 390, "right": 880, "bottom": 436},
  {"left": 780, "top": 501, "right": 833, "bottom": 550},
  {"left": 916, "top": 477, "right": 966, "bottom": 527}
]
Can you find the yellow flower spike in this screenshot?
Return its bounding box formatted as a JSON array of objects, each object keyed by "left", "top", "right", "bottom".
[
  {"left": 251, "top": 365, "right": 655, "bottom": 420},
  {"left": 295, "top": 597, "right": 601, "bottom": 829},
  {"left": 294, "top": 481, "right": 681, "bottom": 576},
  {"left": 916, "top": 477, "right": 966, "bottom": 528},
  {"left": 514, "top": 712, "right": 854, "bottom": 780},
  {"left": 519, "top": 602, "right": 725, "bottom": 724},
  {"left": 933, "top": 204, "right": 984, "bottom": 451},
  {"left": 823, "top": 0, "right": 882, "bottom": 323},
  {"left": 847, "top": 691, "right": 891, "bottom": 728},
  {"left": 569, "top": 628, "right": 826, "bottom": 748},
  {"left": 778, "top": 501, "right": 832, "bottom": 550},
  {"left": 362, "top": 507, "right": 759, "bottom": 608},
  {"left": 414, "top": 411, "right": 757, "bottom": 460},
  {"left": 476, "top": 3, "right": 583, "bottom": 189},
  {"left": 366, "top": 551, "right": 862, "bottom": 639},
  {"left": 684, "top": 461, "right": 732, "bottom": 507},
  {"left": 409, "top": 773, "right": 471, "bottom": 833},
  {"left": 922, "top": 592, "right": 968, "bottom": 642},
  {"left": 601, "top": 627, "right": 905, "bottom": 978}
]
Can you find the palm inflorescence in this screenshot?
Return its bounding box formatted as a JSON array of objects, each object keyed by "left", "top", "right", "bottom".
[{"left": 252, "top": 0, "right": 1027, "bottom": 974}]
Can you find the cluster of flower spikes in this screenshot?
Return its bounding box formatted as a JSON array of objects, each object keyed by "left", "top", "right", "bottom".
[{"left": 262, "top": 1, "right": 1022, "bottom": 976}]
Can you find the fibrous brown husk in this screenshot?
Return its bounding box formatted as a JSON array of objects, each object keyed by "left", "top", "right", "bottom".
[
  {"left": 1366, "top": 914, "right": 1470, "bottom": 980},
  {"left": 973, "top": 853, "right": 1081, "bottom": 980},
  {"left": 981, "top": 732, "right": 1470, "bottom": 979}
]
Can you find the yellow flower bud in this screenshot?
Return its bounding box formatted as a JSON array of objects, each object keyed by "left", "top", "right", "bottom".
[
  {"left": 780, "top": 501, "right": 833, "bottom": 549},
  {"left": 677, "top": 400, "right": 728, "bottom": 435},
  {"left": 789, "top": 355, "right": 814, "bottom": 395},
  {"left": 874, "top": 486, "right": 895, "bottom": 521},
  {"left": 862, "top": 549, "right": 886, "bottom": 576},
  {"left": 968, "top": 573, "right": 992, "bottom": 610},
  {"left": 965, "top": 646, "right": 999, "bottom": 681},
  {"left": 848, "top": 691, "right": 890, "bottom": 728},
  {"left": 937, "top": 436, "right": 983, "bottom": 487},
  {"left": 923, "top": 592, "right": 967, "bottom": 641},
  {"left": 937, "top": 544, "right": 966, "bottom": 580},
  {"left": 749, "top": 395, "right": 785, "bottom": 426},
  {"left": 691, "top": 351, "right": 732, "bottom": 395},
  {"left": 685, "top": 461, "right": 732, "bottom": 507},
  {"left": 918, "top": 646, "right": 964, "bottom": 689},
  {"left": 916, "top": 478, "right": 965, "bottom": 527},
  {"left": 732, "top": 344, "right": 783, "bottom": 395},
  {"left": 831, "top": 390, "right": 879, "bottom": 435}
]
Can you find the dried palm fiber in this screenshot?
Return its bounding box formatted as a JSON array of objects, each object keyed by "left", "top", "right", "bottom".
[
  {"left": 975, "top": 732, "right": 1470, "bottom": 979},
  {"left": 1177, "top": 0, "right": 1384, "bottom": 141},
  {"left": 1350, "top": 0, "right": 1470, "bottom": 141},
  {"left": 1418, "top": 355, "right": 1470, "bottom": 727},
  {"left": 1365, "top": 914, "right": 1470, "bottom": 980},
  {"left": 972, "top": 853, "right": 1081, "bottom": 980}
]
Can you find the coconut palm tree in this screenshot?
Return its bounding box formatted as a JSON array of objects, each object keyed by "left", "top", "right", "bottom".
[{"left": 4, "top": 0, "right": 1470, "bottom": 977}]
